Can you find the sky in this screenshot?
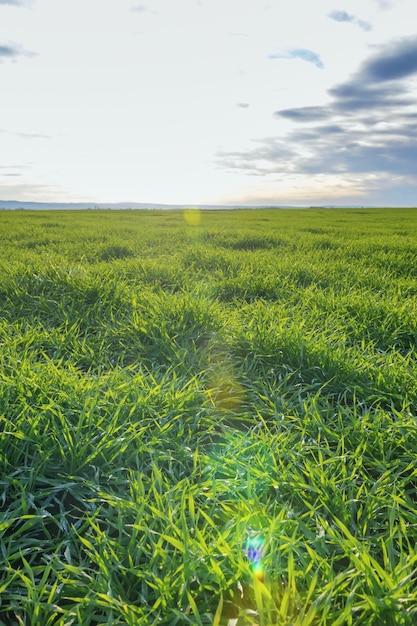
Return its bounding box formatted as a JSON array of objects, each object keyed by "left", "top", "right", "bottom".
[{"left": 1, "top": 0, "right": 416, "bottom": 207}]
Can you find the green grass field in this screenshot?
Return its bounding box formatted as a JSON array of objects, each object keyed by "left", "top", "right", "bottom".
[{"left": 0, "top": 207, "right": 416, "bottom": 625}]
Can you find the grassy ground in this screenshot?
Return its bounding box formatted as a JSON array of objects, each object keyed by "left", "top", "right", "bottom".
[{"left": 0, "top": 207, "right": 416, "bottom": 625}]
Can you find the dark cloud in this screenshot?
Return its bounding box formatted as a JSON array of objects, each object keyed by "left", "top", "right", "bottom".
[
  {"left": 327, "top": 37, "right": 417, "bottom": 113},
  {"left": 276, "top": 106, "right": 329, "bottom": 121},
  {"left": 277, "top": 36, "right": 417, "bottom": 118},
  {"left": 363, "top": 38, "right": 417, "bottom": 81},
  {"left": 317, "top": 124, "right": 345, "bottom": 134},
  {"left": 220, "top": 124, "right": 417, "bottom": 180},
  {"left": 328, "top": 10, "right": 371, "bottom": 31},
  {"left": 269, "top": 48, "right": 324, "bottom": 69},
  {"left": 218, "top": 35, "right": 417, "bottom": 194},
  {"left": 290, "top": 133, "right": 417, "bottom": 177},
  {"left": 329, "top": 83, "right": 414, "bottom": 112}
]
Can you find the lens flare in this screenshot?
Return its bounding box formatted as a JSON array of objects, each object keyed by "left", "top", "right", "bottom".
[
  {"left": 245, "top": 534, "right": 265, "bottom": 580},
  {"left": 183, "top": 208, "right": 202, "bottom": 226},
  {"left": 209, "top": 370, "right": 244, "bottom": 410}
]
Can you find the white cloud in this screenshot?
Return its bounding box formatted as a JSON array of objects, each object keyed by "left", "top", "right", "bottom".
[
  {"left": 269, "top": 48, "right": 324, "bottom": 69},
  {"left": 0, "top": 0, "right": 30, "bottom": 5},
  {"left": 328, "top": 10, "right": 372, "bottom": 31}
]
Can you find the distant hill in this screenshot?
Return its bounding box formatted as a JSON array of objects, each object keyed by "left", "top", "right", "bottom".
[
  {"left": 0, "top": 200, "right": 189, "bottom": 210},
  {"left": 0, "top": 200, "right": 302, "bottom": 210},
  {"left": 0, "top": 200, "right": 398, "bottom": 210}
]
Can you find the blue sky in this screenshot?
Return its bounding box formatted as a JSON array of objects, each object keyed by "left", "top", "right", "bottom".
[{"left": 1, "top": 0, "right": 416, "bottom": 206}]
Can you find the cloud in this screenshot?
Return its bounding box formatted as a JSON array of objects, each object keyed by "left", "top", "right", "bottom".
[
  {"left": 220, "top": 120, "right": 417, "bottom": 180},
  {"left": 328, "top": 9, "right": 351, "bottom": 22},
  {"left": 277, "top": 36, "right": 417, "bottom": 118},
  {"left": 0, "top": 178, "right": 71, "bottom": 203},
  {"left": 363, "top": 38, "right": 417, "bottom": 81},
  {"left": 16, "top": 131, "right": 49, "bottom": 139},
  {"left": 0, "top": 42, "right": 34, "bottom": 60},
  {"left": 329, "top": 83, "right": 413, "bottom": 112},
  {"left": 0, "top": 127, "right": 50, "bottom": 141},
  {"left": 276, "top": 106, "right": 329, "bottom": 121},
  {"left": 130, "top": 4, "right": 157, "bottom": 13},
  {"left": 0, "top": 0, "right": 32, "bottom": 5},
  {"left": 316, "top": 124, "right": 345, "bottom": 135},
  {"left": 237, "top": 102, "right": 250, "bottom": 109},
  {"left": 291, "top": 49, "right": 324, "bottom": 69},
  {"left": 218, "top": 36, "right": 417, "bottom": 196},
  {"left": 373, "top": 0, "right": 393, "bottom": 8},
  {"left": 325, "top": 37, "right": 417, "bottom": 112},
  {"left": 328, "top": 10, "right": 371, "bottom": 31},
  {"left": 0, "top": 44, "right": 20, "bottom": 58},
  {"left": 217, "top": 138, "right": 296, "bottom": 176},
  {"left": 269, "top": 48, "right": 324, "bottom": 69}
]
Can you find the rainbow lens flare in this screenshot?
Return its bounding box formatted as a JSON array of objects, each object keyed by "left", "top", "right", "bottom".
[{"left": 244, "top": 534, "right": 265, "bottom": 580}]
